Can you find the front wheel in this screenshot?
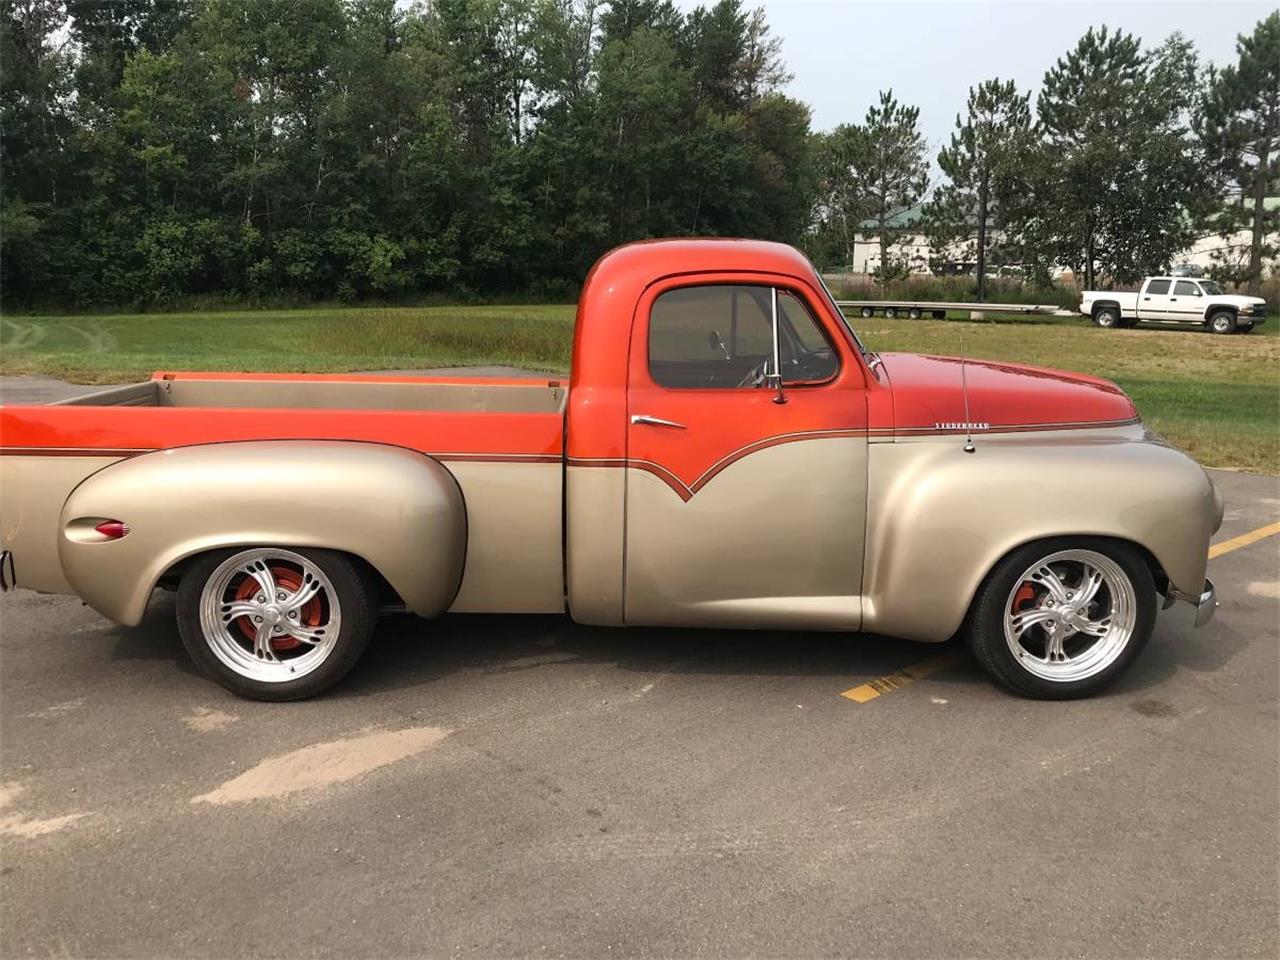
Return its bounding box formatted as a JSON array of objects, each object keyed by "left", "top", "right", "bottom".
[
  {"left": 177, "top": 546, "right": 375, "bottom": 701},
  {"left": 1207, "top": 310, "right": 1237, "bottom": 335},
  {"left": 965, "top": 539, "right": 1156, "bottom": 699}
]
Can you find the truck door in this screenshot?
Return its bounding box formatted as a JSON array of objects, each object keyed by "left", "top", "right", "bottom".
[
  {"left": 1141, "top": 278, "right": 1174, "bottom": 321},
  {"left": 623, "top": 276, "right": 869, "bottom": 631},
  {"left": 1168, "top": 280, "right": 1206, "bottom": 323}
]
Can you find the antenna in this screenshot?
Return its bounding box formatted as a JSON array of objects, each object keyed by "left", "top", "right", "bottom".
[{"left": 960, "top": 338, "right": 976, "bottom": 454}]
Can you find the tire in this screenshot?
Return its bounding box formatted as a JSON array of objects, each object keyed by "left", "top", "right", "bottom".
[
  {"left": 859, "top": 306, "right": 874, "bottom": 318},
  {"left": 965, "top": 537, "right": 1157, "bottom": 700},
  {"left": 177, "top": 546, "right": 375, "bottom": 701},
  {"left": 1092, "top": 305, "right": 1120, "bottom": 328},
  {"left": 908, "top": 308, "right": 923, "bottom": 320},
  {"left": 884, "top": 307, "right": 898, "bottom": 319},
  {"left": 1207, "top": 310, "right": 1237, "bottom": 335}
]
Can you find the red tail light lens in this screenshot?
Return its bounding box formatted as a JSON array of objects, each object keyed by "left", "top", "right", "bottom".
[{"left": 93, "top": 520, "right": 129, "bottom": 540}]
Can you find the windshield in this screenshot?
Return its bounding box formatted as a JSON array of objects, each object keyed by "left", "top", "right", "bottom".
[
  {"left": 813, "top": 266, "right": 871, "bottom": 357},
  {"left": 1199, "top": 280, "right": 1224, "bottom": 295}
]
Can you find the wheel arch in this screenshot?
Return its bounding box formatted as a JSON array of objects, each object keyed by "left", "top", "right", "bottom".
[
  {"left": 958, "top": 533, "right": 1169, "bottom": 629},
  {"left": 58, "top": 440, "right": 467, "bottom": 626},
  {"left": 1204, "top": 303, "right": 1237, "bottom": 322},
  {"left": 1091, "top": 300, "right": 1121, "bottom": 318}
]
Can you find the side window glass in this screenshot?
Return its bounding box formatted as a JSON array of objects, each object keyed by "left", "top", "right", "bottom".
[
  {"left": 648, "top": 284, "right": 839, "bottom": 389},
  {"left": 1146, "top": 279, "right": 1171, "bottom": 295},
  {"left": 777, "top": 291, "right": 839, "bottom": 383},
  {"left": 1174, "top": 281, "right": 1200, "bottom": 296}
]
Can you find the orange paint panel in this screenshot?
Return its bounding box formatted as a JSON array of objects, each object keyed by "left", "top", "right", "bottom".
[{"left": 0, "top": 406, "right": 564, "bottom": 459}]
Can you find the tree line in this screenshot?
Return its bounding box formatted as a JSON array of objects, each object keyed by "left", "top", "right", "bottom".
[{"left": 1, "top": 0, "right": 1276, "bottom": 307}]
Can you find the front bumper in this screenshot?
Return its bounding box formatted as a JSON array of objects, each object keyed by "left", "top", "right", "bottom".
[{"left": 1164, "top": 578, "right": 1218, "bottom": 627}]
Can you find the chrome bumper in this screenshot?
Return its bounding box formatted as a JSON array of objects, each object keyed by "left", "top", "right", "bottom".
[{"left": 1164, "top": 578, "right": 1218, "bottom": 627}]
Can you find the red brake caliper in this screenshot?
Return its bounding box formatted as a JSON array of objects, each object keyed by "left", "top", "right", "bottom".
[
  {"left": 1012, "top": 583, "right": 1037, "bottom": 613},
  {"left": 233, "top": 565, "right": 322, "bottom": 651}
]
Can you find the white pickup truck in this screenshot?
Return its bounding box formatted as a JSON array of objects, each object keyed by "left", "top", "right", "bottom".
[{"left": 1081, "top": 277, "right": 1268, "bottom": 334}]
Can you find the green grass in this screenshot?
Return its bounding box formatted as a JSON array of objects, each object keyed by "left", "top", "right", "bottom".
[{"left": 2, "top": 305, "right": 1276, "bottom": 472}]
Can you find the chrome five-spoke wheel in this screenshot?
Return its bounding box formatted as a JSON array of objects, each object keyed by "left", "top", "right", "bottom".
[
  {"left": 199, "top": 548, "right": 342, "bottom": 683},
  {"left": 1003, "top": 550, "right": 1136, "bottom": 683},
  {"left": 177, "top": 546, "right": 375, "bottom": 701},
  {"left": 968, "top": 538, "right": 1156, "bottom": 699}
]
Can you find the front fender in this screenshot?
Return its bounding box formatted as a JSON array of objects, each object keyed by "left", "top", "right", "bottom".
[
  {"left": 863, "top": 433, "right": 1218, "bottom": 642},
  {"left": 59, "top": 441, "right": 466, "bottom": 625}
]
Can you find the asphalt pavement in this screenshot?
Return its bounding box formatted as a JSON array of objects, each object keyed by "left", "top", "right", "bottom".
[{"left": 1, "top": 379, "right": 1277, "bottom": 958}]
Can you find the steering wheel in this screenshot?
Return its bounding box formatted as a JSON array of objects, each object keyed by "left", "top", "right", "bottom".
[{"left": 737, "top": 358, "right": 770, "bottom": 388}]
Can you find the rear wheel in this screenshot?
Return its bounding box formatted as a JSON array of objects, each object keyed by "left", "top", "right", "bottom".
[
  {"left": 966, "top": 538, "right": 1156, "bottom": 699},
  {"left": 177, "top": 546, "right": 375, "bottom": 701},
  {"left": 1092, "top": 305, "right": 1120, "bottom": 328},
  {"left": 1207, "top": 310, "right": 1237, "bottom": 335},
  {"left": 908, "top": 308, "right": 923, "bottom": 320}
]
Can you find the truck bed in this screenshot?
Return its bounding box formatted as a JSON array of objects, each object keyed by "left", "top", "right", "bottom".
[
  {"left": 60, "top": 371, "right": 568, "bottom": 414},
  {"left": 1, "top": 371, "right": 569, "bottom": 614}
]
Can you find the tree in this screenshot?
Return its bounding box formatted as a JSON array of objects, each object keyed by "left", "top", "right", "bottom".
[
  {"left": 1034, "top": 27, "right": 1203, "bottom": 288},
  {"left": 1199, "top": 12, "right": 1279, "bottom": 295},
  {"left": 811, "top": 91, "right": 928, "bottom": 279},
  {"left": 924, "top": 78, "right": 1033, "bottom": 300}
]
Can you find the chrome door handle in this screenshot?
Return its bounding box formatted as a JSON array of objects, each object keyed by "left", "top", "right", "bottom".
[{"left": 630, "top": 414, "right": 687, "bottom": 429}]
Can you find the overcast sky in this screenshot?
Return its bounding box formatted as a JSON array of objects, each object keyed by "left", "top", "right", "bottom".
[{"left": 680, "top": 0, "right": 1277, "bottom": 151}]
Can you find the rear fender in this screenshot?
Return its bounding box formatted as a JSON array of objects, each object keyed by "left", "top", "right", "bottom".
[{"left": 59, "top": 441, "right": 466, "bottom": 625}]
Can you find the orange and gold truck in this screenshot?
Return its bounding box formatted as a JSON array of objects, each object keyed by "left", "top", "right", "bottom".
[{"left": 0, "top": 240, "right": 1221, "bottom": 701}]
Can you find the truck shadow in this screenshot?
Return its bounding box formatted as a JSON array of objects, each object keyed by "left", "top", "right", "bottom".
[{"left": 109, "top": 596, "right": 1246, "bottom": 701}]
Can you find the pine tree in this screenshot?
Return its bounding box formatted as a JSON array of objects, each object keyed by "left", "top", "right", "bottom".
[
  {"left": 1199, "top": 12, "right": 1279, "bottom": 295},
  {"left": 1035, "top": 27, "right": 1203, "bottom": 288},
  {"left": 924, "top": 78, "right": 1033, "bottom": 300}
]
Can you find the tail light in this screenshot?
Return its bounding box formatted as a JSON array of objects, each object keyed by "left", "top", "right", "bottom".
[{"left": 92, "top": 520, "right": 129, "bottom": 540}]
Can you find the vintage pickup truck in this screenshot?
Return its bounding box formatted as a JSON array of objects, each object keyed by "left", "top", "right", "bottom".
[
  {"left": 1082, "top": 277, "right": 1268, "bottom": 333},
  {"left": 0, "top": 239, "right": 1221, "bottom": 701}
]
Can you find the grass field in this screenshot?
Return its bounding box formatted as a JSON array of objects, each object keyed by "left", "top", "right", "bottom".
[{"left": 2, "top": 305, "right": 1276, "bottom": 472}]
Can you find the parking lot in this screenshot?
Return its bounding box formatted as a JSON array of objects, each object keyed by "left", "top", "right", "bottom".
[{"left": 1, "top": 460, "right": 1275, "bottom": 958}]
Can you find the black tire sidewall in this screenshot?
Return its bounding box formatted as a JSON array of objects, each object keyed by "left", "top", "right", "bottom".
[
  {"left": 176, "top": 547, "right": 375, "bottom": 701},
  {"left": 967, "top": 537, "right": 1157, "bottom": 700}
]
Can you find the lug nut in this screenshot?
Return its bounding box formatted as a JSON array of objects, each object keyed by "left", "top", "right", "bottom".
[
  {"left": 277, "top": 592, "right": 286, "bottom": 601},
  {"left": 254, "top": 616, "right": 263, "bottom": 623},
  {"left": 256, "top": 595, "right": 265, "bottom": 604}
]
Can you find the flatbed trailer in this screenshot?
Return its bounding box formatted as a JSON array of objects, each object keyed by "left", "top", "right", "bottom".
[{"left": 835, "top": 300, "right": 1065, "bottom": 320}]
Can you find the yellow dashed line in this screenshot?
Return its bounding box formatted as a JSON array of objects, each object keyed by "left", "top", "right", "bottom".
[
  {"left": 1208, "top": 521, "right": 1280, "bottom": 560},
  {"left": 840, "top": 650, "right": 964, "bottom": 704}
]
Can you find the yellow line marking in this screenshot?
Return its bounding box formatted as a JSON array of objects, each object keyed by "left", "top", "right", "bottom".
[
  {"left": 841, "top": 519, "right": 1279, "bottom": 705},
  {"left": 1208, "top": 521, "right": 1280, "bottom": 560},
  {"left": 840, "top": 650, "right": 964, "bottom": 704}
]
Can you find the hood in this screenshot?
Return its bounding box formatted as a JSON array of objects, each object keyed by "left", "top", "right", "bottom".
[{"left": 876, "top": 352, "right": 1138, "bottom": 434}]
